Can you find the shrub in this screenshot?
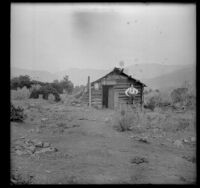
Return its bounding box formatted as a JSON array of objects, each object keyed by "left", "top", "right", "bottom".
[
  {"left": 11, "top": 170, "right": 34, "bottom": 184},
  {"left": 170, "top": 85, "right": 196, "bottom": 109},
  {"left": 11, "top": 75, "right": 31, "bottom": 90},
  {"left": 144, "top": 91, "right": 172, "bottom": 110},
  {"left": 30, "top": 85, "right": 61, "bottom": 102},
  {"left": 171, "top": 88, "right": 188, "bottom": 104},
  {"left": 113, "top": 105, "right": 140, "bottom": 132},
  {"left": 48, "top": 93, "right": 55, "bottom": 103},
  {"left": 145, "top": 94, "right": 161, "bottom": 111},
  {"left": 29, "top": 84, "right": 42, "bottom": 93},
  {"left": 11, "top": 103, "right": 26, "bottom": 122},
  {"left": 11, "top": 86, "right": 30, "bottom": 100}
]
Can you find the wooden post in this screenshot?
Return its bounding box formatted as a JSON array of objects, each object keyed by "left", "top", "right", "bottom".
[
  {"left": 88, "top": 76, "right": 91, "bottom": 107},
  {"left": 141, "top": 87, "right": 143, "bottom": 112}
]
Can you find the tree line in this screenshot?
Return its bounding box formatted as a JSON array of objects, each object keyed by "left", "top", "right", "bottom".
[{"left": 11, "top": 75, "right": 74, "bottom": 94}]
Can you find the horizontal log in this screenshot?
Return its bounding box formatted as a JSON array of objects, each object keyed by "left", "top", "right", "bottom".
[
  {"left": 114, "top": 86, "right": 142, "bottom": 90},
  {"left": 92, "top": 98, "right": 102, "bottom": 101},
  {"left": 91, "top": 91, "right": 102, "bottom": 94}
]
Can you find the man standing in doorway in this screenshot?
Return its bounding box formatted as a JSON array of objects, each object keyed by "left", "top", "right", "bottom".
[{"left": 125, "top": 84, "right": 139, "bottom": 104}]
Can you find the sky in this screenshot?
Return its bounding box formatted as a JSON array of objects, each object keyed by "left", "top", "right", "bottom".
[{"left": 11, "top": 3, "right": 196, "bottom": 73}]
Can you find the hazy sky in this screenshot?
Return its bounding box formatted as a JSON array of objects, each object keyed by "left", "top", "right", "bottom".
[{"left": 11, "top": 3, "right": 196, "bottom": 73}]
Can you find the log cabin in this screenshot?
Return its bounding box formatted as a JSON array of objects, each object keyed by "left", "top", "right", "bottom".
[{"left": 81, "top": 67, "right": 146, "bottom": 109}]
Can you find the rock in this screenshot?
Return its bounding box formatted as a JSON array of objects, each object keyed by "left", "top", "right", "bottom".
[
  {"left": 31, "top": 139, "right": 43, "bottom": 147},
  {"left": 30, "top": 103, "right": 35, "bottom": 108},
  {"left": 27, "top": 145, "right": 36, "bottom": 152},
  {"left": 28, "top": 129, "right": 34, "bottom": 133},
  {"left": 174, "top": 140, "right": 184, "bottom": 148},
  {"left": 35, "top": 147, "right": 57, "bottom": 154},
  {"left": 26, "top": 150, "right": 34, "bottom": 155},
  {"left": 41, "top": 118, "right": 48, "bottom": 122},
  {"left": 36, "top": 128, "right": 41, "bottom": 133},
  {"left": 182, "top": 155, "right": 196, "bottom": 163},
  {"left": 130, "top": 156, "right": 148, "bottom": 164},
  {"left": 190, "top": 137, "right": 196, "bottom": 142},
  {"left": 138, "top": 136, "right": 149, "bottom": 143},
  {"left": 16, "top": 150, "right": 26, "bottom": 156},
  {"left": 105, "top": 117, "right": 110, "bottom": 122},
  {"left": 15, "top": 145, "right": 23, "bottom": 150},
  {"left": 183, "top": 139, "right": 189, "bottom": 143},
  {"left": 43, "top": 142, "right": 51, "bottom": 148}
]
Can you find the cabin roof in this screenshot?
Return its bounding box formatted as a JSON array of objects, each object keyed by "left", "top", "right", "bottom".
[{"left": 91, "top": 67, "right": 147, "bottom": 87}]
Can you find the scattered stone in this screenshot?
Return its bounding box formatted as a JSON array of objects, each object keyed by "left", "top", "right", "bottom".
[
  {"left": 190, "top": 137, "right": 196, "bottom": 142},
  {"left": 30, "top": 103, "right": 36, "bottom": 108},
  {"left": 28, "top": 129, "right": 34, "bottom": 133},
  {"left": 72, "top": 124, "right": 80, "bottom": 128},
  {"left": 183, "top": 139, "right": 189, "bottom": 143},
  {"left": 41, "top": 118, "right": 48, "bottom": 122},
  {"left": 182, "top": 155, "right": 196, "bottom": 163},
  {"left": 36, "top": 128, "right": 41, "bottom": 133},
  {"left": 35, "top": 147, "right": 58, "bottom": 154},
  {"left": 105, "top": 117, "right": 110, "bottom": 123},
  {"left": 138, "top": 136, "right": 150, "bottom": 144},
  {"left": 174, "top": 140, "right": 184, "bottom": 148},
  {"left": 31, "top": 139, "right": 43, "bottom": 147},
  {"left": 16, "top": 150, "right": 26, "bottom": 156},
  {"left": 130, "top": 156, "right": 148, "bottom": 164},
  {"left": 14, "top": 138, "right": 57, "bottom": 156},
  {"left": 45, "top": 170, "right": 51, "bottom": 173},
  {"left": 43, "top": 142, "right": 51, "bottom": 148}
]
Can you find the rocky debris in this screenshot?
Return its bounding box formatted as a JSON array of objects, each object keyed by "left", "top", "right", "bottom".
[
  {"left": 28, "top": 129, "right": 34, "bottom": 133},
  {"left": 35, "top": 147, "right": 57, "bottom": 154},
  {"left": 105, "top": 117, "right": 110, "bottom": 123},
  {"left": 138, "top": 137, "right": 149, "bottom": 143},
  {"left": 182, "top": 139, "right": 189, "bottom": 143},
  {"left": 41, "top": 118, "right": 48, "bottom": 122},
  {"left": 72, "top": 124, "right": 80, "bottom": 128},
  {"left": 43, "top": 142, "right": 51, "bottom": 148},
  {"left": 190, "top": 137, "right": 196, "bottom": 143},
  {"left": 173, "top": 140, "right": 184, "bottom": 148},
  {"left": 130, "top": 156, "right": 148, "bottom": 164},
  {"left": 131, "top": 135, "right": 150, "bottom": 144},
  {"left": 16, "top": 150, "right": 27, "bottom": 156},
  {"left": 182, "top": 155, "right": 196, "bottom": 163},
  {"left": 14, "top": 138, "right": 56, "bottom": 156},
  {"left": 36, "top": 127, "right": 41, "bottom": 133}
]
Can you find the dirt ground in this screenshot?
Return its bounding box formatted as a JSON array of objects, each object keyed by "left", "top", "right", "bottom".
[{"left": 11, "top": 99, "right": 196, "bottom": 184}]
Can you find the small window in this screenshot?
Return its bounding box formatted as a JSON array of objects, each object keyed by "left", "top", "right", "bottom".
[{"left": 94, "top": 83, "right": 99, "bottom": 90}]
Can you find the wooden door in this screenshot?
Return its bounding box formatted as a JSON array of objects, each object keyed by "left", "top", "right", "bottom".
[
  {"left": 102, "top": 86, "right": 109, "bottom": 108},
  {"left": 108, "top": 87, "right": 114, "bottom": 109}
]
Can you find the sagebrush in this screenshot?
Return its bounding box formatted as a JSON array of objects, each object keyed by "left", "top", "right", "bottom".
[
  {"left": 30, "top": 85, "right": 61, "bottom": 102},
  {"left": 11, "top": 87, "right": 30, "bottom": 100},
  {"left": 11, "top": 103, "right": 26, "bottom": 122}
]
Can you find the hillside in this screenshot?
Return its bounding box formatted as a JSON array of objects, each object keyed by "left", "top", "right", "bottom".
[
  {"left": 143, "top": 65, "right": 195, "bottom": 91},
  {"left": 124, "top": 63, "right": 183, "bottom": 80},
  {"left": 11, "top": 64, "right": 194, "bottom": 87},
  {"left": 11, "top": 67, "right": 57, "bottom": 83}
]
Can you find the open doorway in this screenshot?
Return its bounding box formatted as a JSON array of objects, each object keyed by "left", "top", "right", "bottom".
[{"left": 102, "top": 85, "right": 114, "bottom": 109}]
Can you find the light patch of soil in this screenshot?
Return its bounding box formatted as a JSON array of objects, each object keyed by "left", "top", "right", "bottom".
[{"left": 11, "top": 99, "right": 196, "bottom": 184}]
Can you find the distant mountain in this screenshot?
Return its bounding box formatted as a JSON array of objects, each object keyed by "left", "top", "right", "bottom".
[
  {"left": 11, "top": 63, "right": 194, "bottom": 87},
  {"left": 11, "top": 67, "right": 57, "bottom": 82},
  {"left": 143, "top": 64, "right": 195, "bottom": 91},
  {"left": 54, "top": 68, "right": 108, "bottom": 86},
  {"left": 54, "top": 63, "right": 187, "bottom": 85},
  {"left": 123, "top": 63, "right": 184, "bottom": 80}
]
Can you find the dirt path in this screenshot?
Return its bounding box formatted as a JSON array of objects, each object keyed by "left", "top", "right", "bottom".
[{"left": 11, "top": 101, "right": 196, "bottom": 184}]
